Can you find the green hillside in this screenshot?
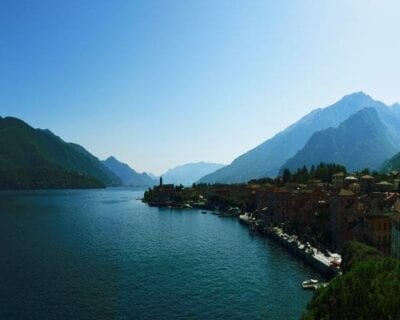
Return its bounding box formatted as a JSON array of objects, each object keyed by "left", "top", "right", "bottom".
[
  {"left": 0, "top": 117, "right": 121, "bottom": 189},
  {"left": 302, "top": 242, "right": 399, "bottom": 320}
]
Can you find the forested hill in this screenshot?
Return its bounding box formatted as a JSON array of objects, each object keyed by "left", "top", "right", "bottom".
[{"left": 0, "top": 116, "right": 121, "bottom": 189}]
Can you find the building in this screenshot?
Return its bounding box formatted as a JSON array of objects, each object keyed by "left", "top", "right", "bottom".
[
  {"left": 361, "top": 192, "right": 398, "bottom": 255},
  {"left": 376, "top": 181, "right": 394, "bottom": 192},
  {"left": 332, "top": 172, "right": 345, "bottom": 188},
  {"left": 348, "top": 182, "right": 361, "bottom": 194},
  {"left": 265, "top": 188, "right": 291, "bottom": 224},
  {"left": 344, "top": 176, "right": 358, "bottom": 188},
  {"left": 329, "top": 189, "right": 359, "bottom": 252},
  {"left": 365, "top": 212, "right": 394, "bottom": 255},
  {"left": 391, "top": 213, "right": 400, "bottom": 259},
  {"left": 151, "top": 177, "right": 177, "bottom": 206},
  {"left": 360, "top": 175, "right": 374, "bottom": 193},
  {"left": 394, "top": 179, "right": 400, "bottom": 192}
]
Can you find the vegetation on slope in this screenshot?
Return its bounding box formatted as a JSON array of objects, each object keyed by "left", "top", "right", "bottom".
[
  {"left": 381, "top": 151, "right": 400, "bottom": 173},
  {"left": 302, "top": 242, "right": 400, "bottom": 320},
  {"left": 0, "top": 116, "right": 118, "bottom": 189}
]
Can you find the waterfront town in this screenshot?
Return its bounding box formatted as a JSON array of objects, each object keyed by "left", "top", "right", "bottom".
[{"left": 144, "top": 163, "right": 400, "bottom": 269}]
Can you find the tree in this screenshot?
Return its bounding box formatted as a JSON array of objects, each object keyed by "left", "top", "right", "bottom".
[
  {"left": 283, "top": 168, "right": 292, "bottom": 183},
  {"left": 360, "top": 168, "right": 370, "bottom": 175},
  {"left": 302, "top": 242, "right": 398, "bottom": 320}
]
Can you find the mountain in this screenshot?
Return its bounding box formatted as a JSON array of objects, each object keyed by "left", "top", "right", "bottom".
[
  {"left": 102, "top": 156, "right": 157, "bottom": 187},
  {"left": 281, "top": 108, "right": 400, "bottom": 172},
  {"left": 147, "top": 172, "right": 159, "bottom": 180},
  {"left": 0, "top": 116, "right": 121, "bottom": 189},
  {"left": 163, "top": 162, "right": 225, "bottom": 185},
  {"left": 380, "top": 152, "right": 400, "bottom": 173},
  {"left": 199, "top": 92, "right": 399, "bottom": 184}
]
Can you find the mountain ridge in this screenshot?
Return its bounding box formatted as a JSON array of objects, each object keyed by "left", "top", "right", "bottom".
[
  {"left": 0, "top": 116, "right": 121, "bottom": 189},
  {"left": 198, "top": 92, "right": 400, "bottom": 183},
  {"left": 163, "top": 162, "right": 225, "bottom": 185},
  {"left": 281, "top": 107, "right": 400, "bottom": 172},
  {"left": 103, "top": 156, "right": 157, "bottom": 187}
]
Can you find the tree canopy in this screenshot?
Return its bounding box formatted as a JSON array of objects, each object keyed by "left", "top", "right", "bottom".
[{"left": 302, "top": 242, "right": 400, "bottom": 320}]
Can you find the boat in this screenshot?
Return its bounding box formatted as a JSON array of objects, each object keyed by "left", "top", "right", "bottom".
[
  {"left": 329, "top": 253, "right": 342, "bottom": 268},
  {"left": 302, "top": 279, "right": 319, "bottom": 290},
  {"left": 239, "top": 213, "right": 251, "bottom": 224}
]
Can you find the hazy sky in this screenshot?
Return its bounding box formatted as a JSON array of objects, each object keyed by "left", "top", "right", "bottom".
[{"left": 2, "top": 1, "right": 400, "bottom": 174}]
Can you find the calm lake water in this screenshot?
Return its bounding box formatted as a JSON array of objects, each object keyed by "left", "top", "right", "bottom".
[{"left": 0, "top": 188, "right": 321, "bottom": 319}]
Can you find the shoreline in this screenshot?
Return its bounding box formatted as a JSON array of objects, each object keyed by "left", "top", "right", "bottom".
[{"left": 144, "top": 199, "right": 340, "bottom": 278}]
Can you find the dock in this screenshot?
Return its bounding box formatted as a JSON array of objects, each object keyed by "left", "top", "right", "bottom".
[
  {"left": 263, "top": 226, "right": 341, "bottom": 276},
  {"left": 239, "top": 214, "right": 341, "bottom": 277}
]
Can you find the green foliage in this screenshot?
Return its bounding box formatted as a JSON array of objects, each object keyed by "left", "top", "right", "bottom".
[
  {"left": 302, "top": 242, "right": 399, "bottom": 320},
  {"left": 0, "top": 117, "right": 116, "bottom": 189},
  {"left": 206, "top": 194, "right": 245, "bottom": 209},
  {"left": 282, "top": 162, "right": 347, "bottom": 184},
  {"left": 0, "top": 165, "right": 104, "bottom": 189},
  {"left": 247, "top": 177, "right": 275, "bottom": 184},
  {"left": 360, "top": 168, "right": 371, "bottom": 175},
  {"left": 341, "top": 241, "right": 384, "bottom": 273},
  {"left": 282, "top": 168, "right": 292, "bottom": 183}
]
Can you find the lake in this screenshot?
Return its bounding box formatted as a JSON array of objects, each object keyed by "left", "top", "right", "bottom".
[{"left": 0, "top": 188, "right": 321, "bottom": 319}]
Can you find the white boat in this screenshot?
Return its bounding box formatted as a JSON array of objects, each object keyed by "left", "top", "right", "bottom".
[
  {"left": 239, "top": 213, "right": 251, "bottom": 224},
  {"left": 302, "top": 279, "right": 319, "bottom": 289}
]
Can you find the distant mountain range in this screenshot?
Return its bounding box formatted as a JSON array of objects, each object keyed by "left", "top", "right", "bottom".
[
  {"left": 0, "top": 117, "right": 121, "bottom": 189},
  {"left": 162, "top": 162, "right": 225, "bottom": 185},
  {"left": 281, "top": 107, "right": 400, "bottom": 172},
  {"left": 199, "top": 92, "right": 400, "bottom": 183},
  {"left": 147, "top": 172, "right": 159, "bottom": 180},
  {"left": 4, "top": 92, "right": 400, "bottom": 189},
  {"left": 0, "top": 116, "right": 222, "bottom": 190},
  {"left": 103, "top": 156, "right": 157, "bottom": 187}
]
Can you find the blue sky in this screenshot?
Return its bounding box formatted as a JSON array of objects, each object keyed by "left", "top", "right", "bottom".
[{"left": 1, "top": 0, "right": 400, "bottom": 174}]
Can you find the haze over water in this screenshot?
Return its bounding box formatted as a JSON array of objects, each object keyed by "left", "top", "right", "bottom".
[{"left": 0, "top": 188, "right": 321, "bottom": 319}]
